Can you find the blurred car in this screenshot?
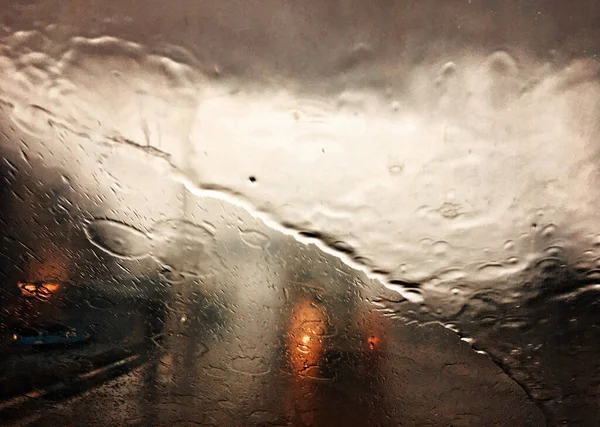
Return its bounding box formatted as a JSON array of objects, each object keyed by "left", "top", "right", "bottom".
[{"left": 9, "top": 323, "right": 90, "bottom": 347}]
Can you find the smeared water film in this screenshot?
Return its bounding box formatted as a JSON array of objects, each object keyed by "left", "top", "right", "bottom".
[{"left": 1, "top": 1, "right": 600, "bottom": 426}]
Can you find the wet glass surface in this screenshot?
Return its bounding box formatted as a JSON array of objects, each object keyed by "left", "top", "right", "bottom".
[{"left": 0, "top": 1, "right": 599, "bottom": 426}]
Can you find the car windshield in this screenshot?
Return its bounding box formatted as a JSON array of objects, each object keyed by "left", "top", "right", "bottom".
[{"left": 0, "top": 1, "right": 598, "bottom": 426}]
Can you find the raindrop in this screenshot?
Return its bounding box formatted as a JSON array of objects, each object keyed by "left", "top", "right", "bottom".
[
  {"left": 440, "top": 61, "right": 457, "bottom": 77},
  {"left": 435, "top": 61, "right": 457, "bottom": 90},
  {"left": 544, "top": 245, "right": 565, "bottom": 258},
  {"left": 432, "top": 240, "right": 450, "bottom": 256},
  {"left": 420, "top": 238, "right": 433, "bottom": 249},
  {"left": 240, "top": 229, "right": 270, "bottom": 249},
  {"left": 503, "top": 240, "right": 515, "bottom": 252},
  {"left": 486, "top": 50, "right": 518, "bottom": 76},
  {"left": 477, "top": 262, "right": 505, "bottom": 274},
  {"left": 535, "top": 256, "right": 563, "bottom": 270},
  {"left": 336, "top": 42, "right": 374, "bottom": 73},
  {"left": 541, "top": 223, "right": 557, "bottom": 239},
  {"left": 506, "top": 257, "right": 519, "bottom": 265},
  {"left": 296, "top": 343, "right": 312, "bottom": 354},
  {"left": 202, "top": 221, "right": 216, "bottom": 233},
  {"left": 483, "top": 50, "right": 520, "bottom": 108},
  {"left": 388, "top": 164, "right": 404, "bottom": 175},
  {"left": 584, "top": 270, "right": 600, "bottom": 282},
  {"left": 438, "top": 202, "right": 461, "bottom": 219},
  {"left": 451, "top": 287, "right": 465, "bottom": 296},
  {"left": 312, "top": 321, "right": 338, "bottom": 338},
  {"left": 85, "top": 219, "right": 151, "bottom": 260}
]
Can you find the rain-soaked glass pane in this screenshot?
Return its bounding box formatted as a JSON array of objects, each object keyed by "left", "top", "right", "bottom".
[{"left": 0, "top": 1, "right": 599, "bottom": 426}]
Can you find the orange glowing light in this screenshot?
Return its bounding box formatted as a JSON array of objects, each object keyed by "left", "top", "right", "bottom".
[
  {"left": 18, "top": 282, "right": 37, "bottom": 296},
  {"left": 286, "top": 297, "right": 327, "bottom": 377},
  {"left": 17, "top": 282, "right": 61, "bottom": 298},
  {"left": 40, "top": 283, "right": 60, "bottom": 293},
  {"left": 367, "top": 336, "right": 380, "bottom": 350},
  {"left": 18, "top": 282, "right": 34, "bottom": 291}
]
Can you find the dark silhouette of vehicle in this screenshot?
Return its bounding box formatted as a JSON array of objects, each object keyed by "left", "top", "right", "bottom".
[{"left": 9, "top": 323, "right": 90, "bottom": 347}]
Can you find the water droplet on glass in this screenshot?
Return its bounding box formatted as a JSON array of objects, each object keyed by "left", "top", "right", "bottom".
[
  {"left": 435, "top": 61, "right": 457, "bottom": 90},
  {"left": 336, "top": 42, "right": 374, "bottom": 72},
  {"left": 438, "top": 202, "right": 461, "bottom": 219},
  {"left": 420, "top": 238, "right": 433, "bottom": 249},
  {"left": 85, "top": 219, "right": 151, "bottom": 260},
  {"left": 541, "top": 223, "right": 557, "bottom": 239},
  {"left": 388, "top": 164, "right": 404, "bottom": 175},
  {"left": 441, "top": 61, "right": 457, "bottom": 77},
  {"left": 486, "top": 50, "right": 518, "bottom": 76},
  {"left": 483, "top": 50, "right": 520, "bottom": 108},
  {"left": 239, "top": 229, "right": 270, "bottom": 249},
  {"left": 0, "top": 12, "right": 591, "bottom": 424},
  {"left": 544, "top": 245, "right": 565, "bottom": 258},
  {"left": 432, "top": 240, "right": 450, "bottom": 256},
  {"left": 476, "top": 263, "right": 505, "bottom": 276}
]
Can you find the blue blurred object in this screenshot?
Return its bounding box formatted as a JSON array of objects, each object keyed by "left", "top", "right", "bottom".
[{"left": 10, "top": 324, "right": 90, "bottom": 347}]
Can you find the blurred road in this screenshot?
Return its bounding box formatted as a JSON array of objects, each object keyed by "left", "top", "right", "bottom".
[{"left": 0, "top": 276, "right": 544, "bottom": 427}]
